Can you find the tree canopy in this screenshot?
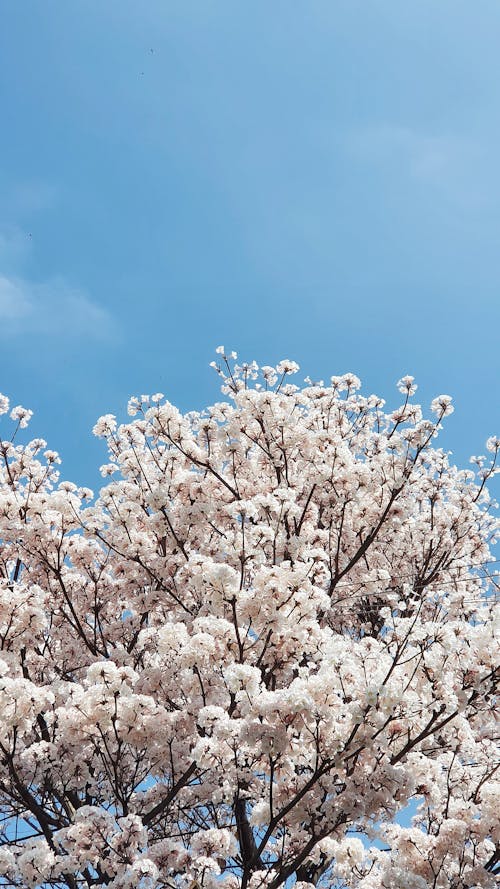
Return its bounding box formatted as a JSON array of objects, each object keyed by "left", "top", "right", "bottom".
[{"left": 0, "top": 353, "right": 498, "bottom": 889}]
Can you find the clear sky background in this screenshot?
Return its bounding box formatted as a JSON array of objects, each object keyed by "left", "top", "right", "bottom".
[{"left": 0, "top": 1, "right": 499, "bottom": 495}]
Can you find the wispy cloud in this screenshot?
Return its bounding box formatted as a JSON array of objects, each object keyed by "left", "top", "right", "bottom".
[
  {"left": 0, "top": 272, "right": 114, "bottom": 340},
  {"left": 0, "top": 214, "right": 115, "bottom": 341},
  {"left": 0, "top": 275, "right": 32, "bottom": 321},
  {"left": 0, "top": 226, "right": 32, "bottom": 270},
  {"left": 2, "top": 179, "right": 58, "bottom": 217},
  {"left": 342, "top": 124, "right": 489, "bottom": 208}
]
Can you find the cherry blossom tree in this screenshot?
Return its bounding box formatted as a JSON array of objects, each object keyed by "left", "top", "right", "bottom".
[{"left": 0, "top": 352, "right": 498, "bottom": 889}]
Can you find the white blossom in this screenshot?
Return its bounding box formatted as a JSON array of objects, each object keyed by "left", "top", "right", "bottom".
[
  {"left": 430, "top": 394, "right": 454, "bottom": 416},
  {"left": 397, "top": 375, "right": 418, "bottom": 396},
  {"left": 0, "top": 357, "right": 497, "bottom": 889}
]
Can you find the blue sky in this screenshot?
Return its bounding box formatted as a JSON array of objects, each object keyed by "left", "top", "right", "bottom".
[{"left": 0, "top": 1, "right": 499, "bottom": 493}]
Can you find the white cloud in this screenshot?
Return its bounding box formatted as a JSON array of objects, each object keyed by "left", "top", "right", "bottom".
[
  {"left": 0, "top": 272, "right": 114, "bottom": 340},
  {"left": 8, "top": 180, "right": 58, "bottom": 215},
  {"left": 2, "top": 179, "right": 58, "bottom": 218},
  {"left": 342, "top": 124, "right": 488, "bottom": 208},
  {"left": 0, "top": 275, "right": 32, "bottom": 320},
  {"left": 0, "top": 212, "right": 115, "bottom": 342}
]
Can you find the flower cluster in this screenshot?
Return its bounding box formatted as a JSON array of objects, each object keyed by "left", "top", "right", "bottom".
[{"left": 0, "top": 355, "right": 498, "bottom": 889}]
